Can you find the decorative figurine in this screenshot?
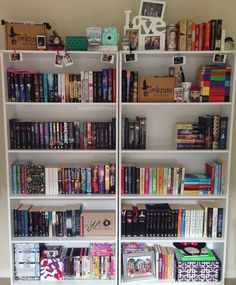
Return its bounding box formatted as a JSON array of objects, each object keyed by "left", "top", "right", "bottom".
[{"left": 48, "top": 30, "right": 64, "bottom": 50}]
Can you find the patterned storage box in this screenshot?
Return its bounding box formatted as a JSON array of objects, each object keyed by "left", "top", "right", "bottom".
[
  {"left": 175, "top": 251, "right": 221, "bottom": 282},
  {"left": 66, "top": 36, "right": 88, "bottom": 51}
]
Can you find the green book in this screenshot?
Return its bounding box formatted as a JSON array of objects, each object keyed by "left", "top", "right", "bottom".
[{"left": 175, "top": 247, "right": 217, "bottom": 262}]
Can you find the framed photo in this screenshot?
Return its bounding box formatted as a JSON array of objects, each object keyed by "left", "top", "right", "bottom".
[
  {"left": 139, "top": 0, "right": 166, "bottom": 20},
  {"left": 123, "top": 251, "right": 155, "bottom": 282},
  {"left": 125, "top": 28, "right": 139, "bottom": 51},
  {"left": 36, "top": 35, "right": 46, "bottom": 50},
  {"left": 213, "top": 53, "right": 227, "bottom": 63},
  {"left": 140, "top": 34, "right": 165, "bottom": 51}
]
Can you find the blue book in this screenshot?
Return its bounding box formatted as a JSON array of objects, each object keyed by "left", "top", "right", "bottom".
[
  {"left": 86, "top": 167, "right": 92, "bottom": 194},
  {"left": 43, "top": 73, "right": 48, "bottom": 102}
]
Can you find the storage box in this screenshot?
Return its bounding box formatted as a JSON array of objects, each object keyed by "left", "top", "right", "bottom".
[
  {"left": 138, "top": 76, "right": 175, "bottom": 102},
  {"left": 4, "top": 22, "right": 47, "bottom": 50},
  {"left": 82, "top": 210, "right": 115, "bottom": 236},
  {"left": 175, "top": 251, "right": 221, "bottom": 282},
  {"left": 66, "top": 36, "right": 88, "bottom": 51}
]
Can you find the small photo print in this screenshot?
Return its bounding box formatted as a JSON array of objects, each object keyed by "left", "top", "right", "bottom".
[
  {"left": 54, "top": 54, "right": 64, "bottom": 67},
  {"left": 101, "top": 53, "right": 115, "bottom": 64},
  {"left": 37, "top": 35, "right": 46, "bottom": 50},
  {"left": 213, "top": 53, "right": 227, "bottom": 63},
  {"left": 9, "top": 53, "right": 23, "bottom": 62},
  {"left": 143, "top": 35, "right": 161, "bottom": 50},
  {"left": 64, "top": 53, "right": 73, "bottom": 66},
  {"left": 124, "top": 53, "right": 138, "bottom": 63},
  {"left": 172, "top": 55, "right": 186, "bottom": 66}
]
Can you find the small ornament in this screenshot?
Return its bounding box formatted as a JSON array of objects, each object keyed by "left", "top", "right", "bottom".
[
  {"left": 48, "top": 30, "right": 64, "bottom": 50},
  {"left": 189, "top": 86, "right": 201, "bottom": 102}
]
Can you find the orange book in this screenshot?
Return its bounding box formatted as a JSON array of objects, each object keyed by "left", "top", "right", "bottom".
[{"left": 65, "top": 73, "right": 70, "bottom": 102}]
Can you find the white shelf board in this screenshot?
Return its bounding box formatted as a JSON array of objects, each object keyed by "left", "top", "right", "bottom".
[
  {"left": 121, "top": 147, "right": 229, "bottom": 154},
  {"left": 13, "top": 280, "right": 116, "bottom": 285},
  {"left": 121, "top": 237, "right": 225, "bottom": 243},
  {"left": 122, "top": 102, "right": 232, "bottom": 107},
  {"left": 10, "top": 194, "right": 116, "bottom": 200},
  {"left": 121, "top": 50, "right": 236, "bottom": 55},
  {"left": 6, "top": 102, "right": 117, "bottom": 107},
  {"left": 8, "top": 149, "right": 116, "bottom": 154},
  {"left": 121, "top": 194, "right": 227, "bottom": 200},
  {"left": 12, "top": 236, "right": 117, "bottom": 243},
  {"left": 121, "top": 280, "right": 223, "bottom": 285},
  {"left": 2, "top": 49, "right": 118, "bottom": 55}
]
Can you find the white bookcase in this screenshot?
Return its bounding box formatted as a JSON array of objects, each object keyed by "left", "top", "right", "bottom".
[
  {"left": 1, "top": 50, "right": 119, "bottom": 285},
  {"left": 1, "top": 49, "right": 236, "bottom": 285},
  {"left": 118, "top": 50, "right": 236, "bottom": 285}
]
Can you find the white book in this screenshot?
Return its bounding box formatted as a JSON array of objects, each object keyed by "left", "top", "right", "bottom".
[{"left": 88, "top": 70, "right": 93, "bottom": 102}]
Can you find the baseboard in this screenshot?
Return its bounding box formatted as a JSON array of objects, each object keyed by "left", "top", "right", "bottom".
[
  {"left": 226, "top": 270, "right": 236, "bottom": 278},
  {"left": 0, "top": 270, "right": 10, "bottom": 278}
]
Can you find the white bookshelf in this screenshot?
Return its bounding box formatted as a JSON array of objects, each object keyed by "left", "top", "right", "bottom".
[
  {"left": 1, "top": 50, "right": 119, "bottom": 285},
  {"left": 118, "top": 50, "right": 236, "bottom": 285}
]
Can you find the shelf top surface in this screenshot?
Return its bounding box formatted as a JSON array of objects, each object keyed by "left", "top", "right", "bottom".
[
  {"left": 12, "top": 236, "right": 117, "bottom": 243},
  {"left": 10, "top": 194, "right": 117, "bottom": 200},
  {"left": 121, "top": 194, "right": 227, "bottom": 200}
]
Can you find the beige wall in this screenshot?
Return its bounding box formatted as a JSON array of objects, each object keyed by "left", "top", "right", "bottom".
[{"left": 0, "top": 0, "right": 236, "bottom": 277}]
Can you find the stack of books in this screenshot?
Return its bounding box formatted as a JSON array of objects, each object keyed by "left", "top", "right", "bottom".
[
  {"left": 199, "top": 65, "right": 232, "bottom": 102},
  {"left": 184, "top": 174, "right": 212, "bottom": 195}
]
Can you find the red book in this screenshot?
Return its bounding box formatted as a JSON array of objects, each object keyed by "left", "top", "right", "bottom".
[
  {"left": 20, "top": 164, "right": 26, "bottom": 194},
  {"left": 198, "top": 23, "right": 203, "bottom": 51},
  {"left": 208, "top": 96, "right": 225, "bottom": 102},
  {"left": 184, "top": 184, "right": 211, "bottom": 189},
  {"left": 204, "top": 22, "right": 211, "bottom": 50},
  {"left": 205, "top": 162, "right": 215, "bottom": 194},
  {"left": 210, "top": 87, "right": 225, "bottom": 96},
  {"left": 144, "top": 167, "right": 149, "bottom": 195},
  {"left": 195, "top": 24, "right": 200, "bottom": 50}
]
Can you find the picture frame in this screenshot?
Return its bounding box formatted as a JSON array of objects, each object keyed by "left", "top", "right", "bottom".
[
  {"left": 139, "top": 0, "right": 166, "bottom": 21},
  {"left": 122, "top": 251, "right": 155, "bottom": 282},
  {"left": 63, "top": 52, "right": 73, "bottom": 67},
  {"left": 101, "top": 53, "right": 115, "bottom": 64},
  {"left": 9, "top": 52, "right": 23, "bottom": 62},
  {"left": 36, "top": 35, "right": 46, "bottom": 50},
  {"left": 140, "top": 34, "right": 165, "bottom": 51},
  {"left": 54, "top": 54, "right": 64, "bottom": 67},
  {"left": 172, "top": 55, "right": 186, "bottom": 66},
  {"left": 124, "top": 28, "right": 139, "bottom": 51},
  {"left": 213, "top": 53, "right": 227, "bottom": 63},
  {"left": 124, "top": 53, "right": 138, "bottom": 63}
]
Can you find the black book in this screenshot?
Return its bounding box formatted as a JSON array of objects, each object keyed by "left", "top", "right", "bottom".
[
  {"left": 127, "top": 166, "right": 132, "bottom": 194},
  {"left": 209, "top": 19, "right": 216, "bottom": 50},
  {"left": 199, "top": 115, "right": 212, "bottom": 149},
  {"left": 219, "top": 116, "right": 228, "bottom": 149},
  {"left": 138, "top": 117, "right": 147, "bottom": 149},
  {"left": 9, "top": 119, "right": 17, "bottom": 149},
  {"left": 109, "top": 163, "right": 116, "bottom": 194},
  {"left": 131, "top": 166, "right": 136, "bottom": 194},
  {"left": 15, "top": 120, "right": 22, "bottom": 149},
  {"left": 26, "top": 122, "right": 32, "bottom": 149},
  {"left": 215, "top": 19, "right": 222, "bottom": 50},
  {"left": 20, "top": 122, "right": 27, "bottom": 149},
  {"left": 54, "top": 74, "right": 59, "bottom": 102},
  {"left": 124, "top": 204, "right": 133, "bottom": 237},
  {"left": 122, "top": 70, "right": 127, "bottom": 102},
  {"left": 8, "top": 71, "right": 15, "bottom": 101},
  {"left": 14, "top": 73, "right": 20, "bottom": 102},
  {"left": 128, "top": 121, "right": 135, "bottom": 149},
  {"left": 137, "top": 204, "right": 146, "bottom": 237},
  {"left": 68, "top": 122, "right": 74, "bottom": 149},
  {"left": 136, "top": 167, "right": 140, "bottom": 194},
  {"left": 93, "top": 71, "right": 98, "bottom": 102},
  {"left": 132, "top": 206, "right": 138, "bottom": 236},
  {"left": 104, "top": 122, "right": 109, "bottom": 149},
  {"left": 25, "top": 73, "right": 33, "bottom": 102},
  {"left": 97, "top": 71, "right": 103, "bottom": 102},
  {"left": 19, "top": 73, "right": 26, "bottom": 102},
  {"left": 38, "top": 74, "right": 44, "bottom": 102},
  {"left": 112, "top": 117, "right": 116, "bottom": 149}
]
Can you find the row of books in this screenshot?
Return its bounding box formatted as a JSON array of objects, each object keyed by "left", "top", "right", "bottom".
[
  {"left": 9, "top": 119, "right": 116, "bottom": 150},
  {"left": 14, "top": 243, "right": 115, "bottom": 281},
  {"left": 177, "top": 19, "right": 223, "bottom": 51},
  {"left": 121, "top": 117, "right": 146, "bottom": 149},
  {"left": 198, "top": 65, "right": 231, "bottom": 102},
  {"left": 121, "top": 202, "right": 223, "bottom": 238},
  {"left": 121, "top": 165, "right": 185, "bottom": 195},
  {"left": 7, "top": 68, "right": 116, "bottom": 103},
  {"left": 176, "top": 115, "right": 228, "bottom": 150},
  {"left": 13, "top": 204, "right": 83, "bottom": 237},
  {"left": 12, "top": 162, "right": 116, "bottom": 195},
  {"left": 122, "top": 70, "right": 138, "bottom": 102}
]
